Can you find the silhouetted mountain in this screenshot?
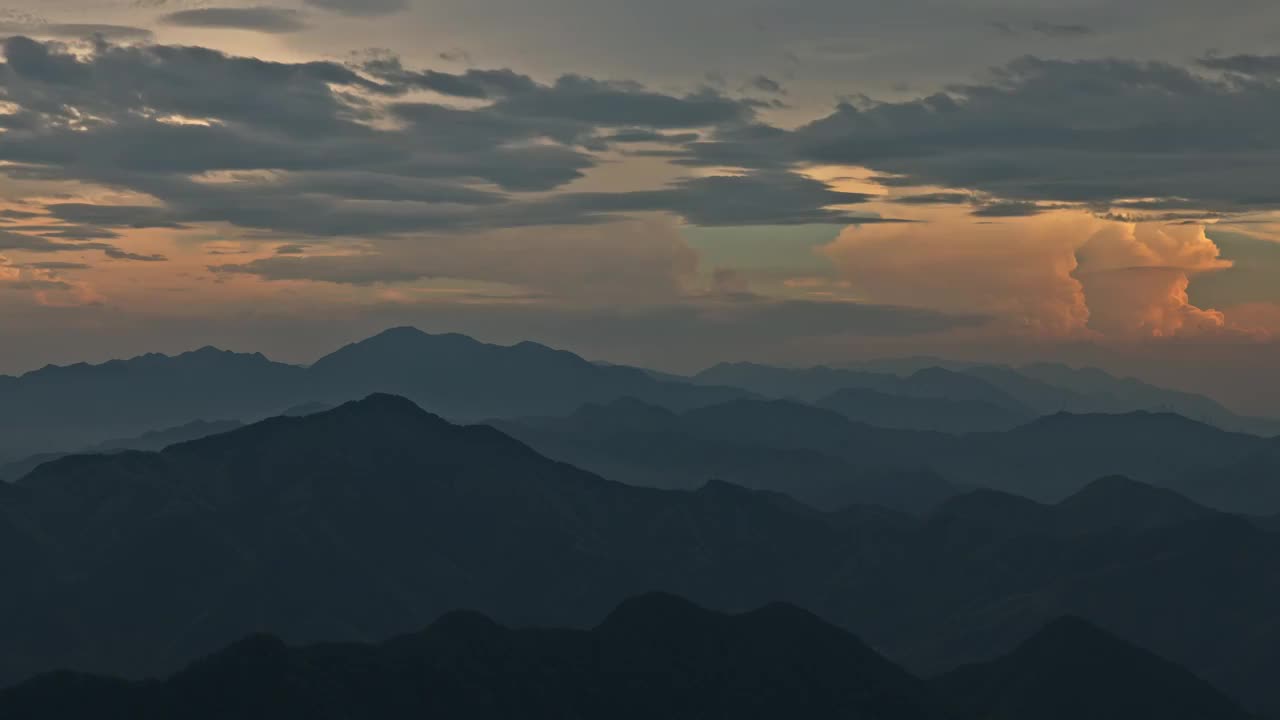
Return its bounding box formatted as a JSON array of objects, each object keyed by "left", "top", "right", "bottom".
[
  {"left": 505, "top": 398, "right": 1280, "bottom": 514},
  {"left": 1174, "top": 437, "right": 1280, "bottom": 517},
  {"left": 933, "top": 411, "right": 1269, "bottom": 505},
  {"left": 933, "top": 616, "right": 1252, "bottom": 720},
  {"left": 1, "top": 598, "right": 1251, "bottom": 720},
  {"left": 817, "top": 387, "right": 1031, "bottom": 433},
  {"left": 928, "top": 478, "right": 1221, "bottom": 540},
  {"left": 5, "top": 396, "right": 1280, "bottom": 714},
  {"left": 0, "top": 329, "right": 747, "bottom": 461},
  {"left": 0, "top": 347, "right": 307, "bottom": 456},
  {"left": 0, "top": 419, "right": 244, "bottom": 482},
  {"left": 693, "top": 362, "right": 899, "bottom": 401},
  {"left": 0, "top": 594, "right": 948, "bottom": 720},
  {"left": 693, "top": 363, "right": 1029, "bottom": 414},
  {"left": 307, "top": 327, "right": 746, "bottom": 421},
  {"left": 494, "top": 397, "right": 958, "bottom": 512},
  {"left": 0, "top": 395, "right": 855, "bottom": 686},
  {"left": 1017, "top": 362, "right": 1280, "bottom": 436}
]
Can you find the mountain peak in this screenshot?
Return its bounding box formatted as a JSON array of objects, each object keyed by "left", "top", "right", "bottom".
[{"left": 598, "top": 593, "right": 715, "bottom": 633}]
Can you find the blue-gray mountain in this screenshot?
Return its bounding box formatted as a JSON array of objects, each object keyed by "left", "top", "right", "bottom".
[
  {"left": 0, "top": 595, "right": 1250, "bottom": 720},
  {"left": 2, "top": 396, "right": 1278, "bottom": 715}
]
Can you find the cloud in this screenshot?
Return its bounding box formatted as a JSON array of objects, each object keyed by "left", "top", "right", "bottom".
[
  {"left": 1029, "top": 21, "right": 1094, "bottom": 37},
  {"left": 0, "top": 229, "right": 162, "bottom": 261},
  {"left": 0, "top": 22, "right": 153, "bottom": 41},
  {"left": 211, "top": 219, "right": 700, "bottom": 302},
  {"left": 971, "top": 201, "right": 1046, "bottom": 217},
  {"left": 748, "top": 75, "right": 785, "bottom": 95},
  {"left": 159, "top": 7, "right": 307, "bottom": 34},
  {"left": 1197, "top": 53, "right": 1280, "bottom": 76},
  {"left": 304, "top": 0, "right": 409, "bottom": 17},
  {"left": 0, "top": 37, "right": 828, "bottom": 239},
  {"left": 655, "top": 54, "right": 1280, "bottom": 215},
  {"left": 821, "top": 209, "right": 1237, "bottom": 340}
]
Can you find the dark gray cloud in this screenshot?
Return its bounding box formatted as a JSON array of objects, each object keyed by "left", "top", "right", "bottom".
[
  {"left": 1198, "top": 53, "right": 1280, "bottom": 76},
  {"left": 890, "top": 192, "right": 976, "bottom": 205},
  {"left": 103, "top": 248, "right": 168, "bottom": 262},
  {"left": 758, "top": 55, "right": 1280, "bottom": 212},
  {"left": 971, "top": 201, "right": 1045, "bottom": 217},
  {"left": 1029, "top": 21, "right": 1094, "bottom": 37},
  {"left": 0, "top": 22, "right": 153, "bottom": 41},
  {"left": 304, "top": 0, "right": 409, "bottom": 17},
  {"left": 552, "top": 171, "right": 885, "bottom": 226},
  {"left": 0, "top": 37, "right": 850, "bottom": 238},
  {"left": 748, "top": 75, "right": 785, "bottom": 95},
  {"left": 159, "top": 7, "right": 307, "bottom": 34},
  {"left": 360, "top": 58, "right": 536, "bottom": 98},
  {"left": 0, "top": 229, "right": 160, "bottom": 260},
  {"left": 20, "top": 261, "right": 90, "bottom": 270},
  {"left": 606, "top": 129, "right": 701, "bottom": 144}
]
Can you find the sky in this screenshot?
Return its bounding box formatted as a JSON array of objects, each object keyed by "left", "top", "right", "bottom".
[{"left": 3, "top": 0, "right": 1280, "bottom": 414}]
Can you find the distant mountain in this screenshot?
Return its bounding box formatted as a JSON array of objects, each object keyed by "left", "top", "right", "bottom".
[
  {"left": 816, "top": 387, "right": 1031, "bottom": 433},
  {"left": 0, "top": 595, "right": 947, "bottom": 720},
  {"left": 929, "top": 477, "right": 1222, "bottom": 539},
  {"left": 0, "top": 347, "right": 307, "bottom": 457},
  {"left": 693, "top": 363, "right": 1030, "bottom": 413},
  {"left": 0, "top": 419, "right": 244, "bottom": 482},
  {"left": 494, "top": 398, "right": 958, "bottom": 512},
  {"left": 1, "top": 598, "right": 1248, "bottom": 720},
  {"left": 933, "top": 412, "right": 1271, "bottom": 506},
  {"left": 308, "top": 327, "right": 747, "bottom": 421},
  {"left": 933, "top": 616, "right": 1252, "bottom": 720},
  {"left": 4, "top": 395, "right": 1280, "bottom": 713},
  {"left": 693, "top": 362, "right": 900, "bottom": 401},
  {"left": 0, "top": 328, "right": 746, "bottom": 459},
  {"left": 0, "top": 395, "right": 853, "bottom": 685},
  {"left": 505, "top": 398, "right": 1280, "bottom": 514},
  {"left": 695, "top": 359, "right": 1280, "bottom": 436},
  {"left": 1174, "top": 437, "right": 1280, "bottom": 516},
  {"left": 1015, "top": 362, "right": 1280, "bottom": 436}
]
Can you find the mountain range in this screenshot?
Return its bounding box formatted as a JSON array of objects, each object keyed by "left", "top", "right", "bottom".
[
  {"left": 0, "top": 594, "right": 1250, "bottom": 720},
  {"left": 2, "top": 395, "right": 1278, "bottom": 715},
  {"left": 499, "top": 396, "right": 1280, "bottom": 514},
  {"left": 6, "top": 326, "right": 1279, "bottom": 462},
  {"left": 0, "top": 328, "right": 746, "bottom": 458}
]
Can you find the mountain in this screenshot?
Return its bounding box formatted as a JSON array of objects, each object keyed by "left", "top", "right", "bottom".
[
  {"left": 933, "top": 411, "right": 1270, "bottom": 505},
  {"left": 933, "top": 616, "right": 1252, "bottom": 720},
  {"left": 0, "top": 599, "right": 1248, "bottom": 720},
  {"left": 494, "top": 397, "right": 958, "bottom": 512},
  {"left": 504, "top": 398, "right": 1280, "bottom": 513},
  {"left": 4, "top": 396, "right": 1279, "bottom": 714},
  {"left": 693, "top": 362, "right": 900, "bottom": 401},
  {"left": 693, "top": 363, "right": 1030, "bottom": 414},
  {"left": 1016, "top": 362, "right": 1280, "bottom": 436},
  {"left": 0, "top": 329, "right": 746, "bottom": 460},
  {"left": 0, "top": 595, "right": 946, "bottom": 720},
  {"left": 928, "top": 477, "right": 1222, "bottom": 539},
  {"left": 816, "top": 387, "right": 1031, "bottom": 433},
  {"left": 0, "top": 347, "right": 307, "bottom": 457},
  {"left": 307, "top": 327, "right": 746, "bottom": 421},
  {"left": 0, "top": 419, "right": 244, "bottom": 483},
  {"left": 0, "top": 395, "right": 854, "bottom": 685}
]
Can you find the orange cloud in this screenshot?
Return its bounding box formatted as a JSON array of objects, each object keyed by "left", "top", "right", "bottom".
[{"left": 821, "top": 209, "right": 1239, "bottom": 341}]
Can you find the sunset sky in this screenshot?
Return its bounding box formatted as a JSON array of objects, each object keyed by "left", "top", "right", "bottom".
[{"left": 3, "top": 0, "right": 1280, "bottom": 413}]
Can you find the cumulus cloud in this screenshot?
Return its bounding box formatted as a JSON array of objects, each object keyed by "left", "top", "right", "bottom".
[
  {"left": 821, "top": 210, "right": 1240, "bottom": 341},
  {"left": 159, "top": 8, "right": 307, "bottom": 34}
]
